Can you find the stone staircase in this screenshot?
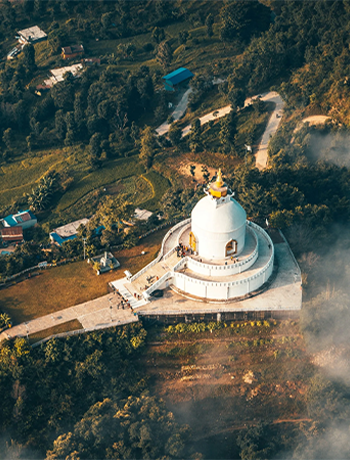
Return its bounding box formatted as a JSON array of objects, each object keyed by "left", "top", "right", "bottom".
[{"left": 110, "top": 278, "right": 148, "bottom": 309}]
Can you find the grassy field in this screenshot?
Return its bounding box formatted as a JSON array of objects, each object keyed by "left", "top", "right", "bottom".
[
  {"left": 55, "top": 157, "right": 143, "bottom": 212},
  {"left": 140, "top": 171, "right": 171, "bottom": 211},
  {"left": 0, "top": 149, "right": 69, "bottom": 209},
  {"left": 1, "top": 227, "right": 168, "bottom": 325},
  {"left": 55, "top": 175, "right": 154, "bottom": 225},
  {"left": 84, "top": 22, "right": 235, "bottom": 77},
  {"left": 28, "top": 319, "right": 83, "bottom": 344},
  {"left": 142, "top": 320, "right": 312, "bottom": 459}
]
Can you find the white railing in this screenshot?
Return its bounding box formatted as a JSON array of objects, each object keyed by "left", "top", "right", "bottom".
[
  {"left": 160, "top": 218, "right": 191, "bottom": 256},
  {"left": 177, "top": 221, "right": 191, "bottom": 245},
  {"left": 185, "top": 223, "right": 259, "bottom": 275},
  {"left": 173, "top": 257, "right": 187, "bottom": 271},
  {"left": 163, "top": 246, "right": 177, "bottom": 260},
  {"left": 130, "top": 254, "right": 162, "bottom": 282},
  {"left": 130, "top": 219, "right": 190, "bottom": 282},
  {"left": 144, "top": 271, "right": 173, "bottom": 296},
  {"left": 172, "top": 224, "right": 274, "bottom": 291}
]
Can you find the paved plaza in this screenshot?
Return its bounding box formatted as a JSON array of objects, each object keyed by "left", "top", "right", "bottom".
[
  {"left": 0, "top": 293, "right": 138, "bottom": 343},
  {"left": 128, "top": 238, "right": 301, "bottom": 316}
]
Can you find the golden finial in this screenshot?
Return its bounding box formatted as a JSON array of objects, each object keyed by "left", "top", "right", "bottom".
[{"left": 216, "top": 168, "right": 224, "bottom": 187}]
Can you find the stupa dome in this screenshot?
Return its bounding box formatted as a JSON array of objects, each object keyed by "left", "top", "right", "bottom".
[
  {"left": 191, "top": 195, "right": 246, "bottom": 235},
  {"left": 190, "top": 171, "right": 247, "bottom": 260}
]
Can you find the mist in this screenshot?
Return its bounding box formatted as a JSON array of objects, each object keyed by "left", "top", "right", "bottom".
[
  {"left": 0, "top": 433, "right": 40, "bottom": 460},
  {"left": 295, "top": 221, "right": 350, "bottom": 459},
  {"left": 306, "top": 131, "right": 350, "bottom": 166}
]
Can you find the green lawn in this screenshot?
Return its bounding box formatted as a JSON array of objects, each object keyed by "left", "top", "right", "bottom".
[
  {"left": 0, "top": 150, "right": 68, "bottom": 209},
  {"left": 28, "top": 319, "right": 83, "bottom": 344},
  {"left": 55, "top": 157, "right": 143, "bottom": 212},
  {"left": 1, "top": 228, "right": 168, "bottom": 325},
  {"left": 140, "top": 170, "right": 171, "bottom": 211}
]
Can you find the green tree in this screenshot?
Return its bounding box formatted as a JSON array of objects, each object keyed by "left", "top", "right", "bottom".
[
  {"left": 47, "top": 396, "right": 190, "bottom": 460},
  {"left": 22, "top": 0, "right": 34, "bottom": 15},
  {"left": 219, "top": 1, "right": 269, "bottom": 43},
  {"left": 178, "top": 30, "right": 189, "bottom": 45},
  {"left": 201, "top": 166, "right": 210, "bottom": 182},
  {"left": 64, "top": 112, "right": 76, "bottom": 146},
  {"left": 168, "top": 122, "right": 182, "bottom": 146},
  {"left": 152, "top": 26, "right": 165, "bottom": 43},
  {"left": 0, "top": 312, "right": 12, "bottom": 328},
  {"left": 237, "top": 423, "right": 276, "bottom": 460},
  {"left": 139, "top": 126, "right": 155, "bottom": 169},
  {"left": 55, "top": 109, "right": 66, "bottom": 140},
  {"left": 95, "top": 195, "right": 133, "bottom": 232},
  {"left": 23, "top": 44, "right": 36, "bottom": 73},
  {"left": 190, "top": 164, "right": 196, "bottom": 179},
  {"left": 101, "top": 11, "right": 113, "bottom": 29},
  {"left": 189, "top": 118, "right": 201, "bottom": 153},
  {"left": 205, "top": 13, "right": 214, "bottom": 37},
  {"left": 2, "top": 128, "right": 13, "bottom": 150},
  {"left": 156, "top": 40, "right": 173, "bottom": 71},
  {"left": 88, "top": 133, "right": 102, "bottom": 166}
]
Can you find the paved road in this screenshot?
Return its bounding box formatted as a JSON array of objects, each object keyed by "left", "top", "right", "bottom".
[
  {"left": 0, "top": 293, "right": 138, "bottom": 343},
  {"left": 254, "top": 92, "right": 284, "bottom": 170},
  {"left": 181, "top": 91, "right": 284, "bottom": 169},
  {"left": 155, "top": 84, "right": 284, "bottom": 172},
  {"left": 156, "top": 88, "right": 193, "bottom": 136},
  {"left": 182, "top": 104, "right": 232, "bottom": 137}
]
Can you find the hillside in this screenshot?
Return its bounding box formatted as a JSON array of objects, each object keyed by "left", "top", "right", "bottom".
[{"left": 2, "top": 1, "right": 350, "bottom": 459}]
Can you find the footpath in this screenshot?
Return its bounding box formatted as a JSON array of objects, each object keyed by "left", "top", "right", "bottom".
[{"left": 0, "top": 293, "right": 138, "bottom": 343}]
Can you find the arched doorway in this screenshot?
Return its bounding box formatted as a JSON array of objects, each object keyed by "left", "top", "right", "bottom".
[
  {"left": 189, "top": 232, "right": 196, "bottom": 251},
  {"left": 226, "top": 239, "right": 237, "bottom": 256}
]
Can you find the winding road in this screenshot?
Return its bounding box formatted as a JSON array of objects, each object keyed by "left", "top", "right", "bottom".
[{"left": 157, "top": 89, "right": 285, "bottom": 170}]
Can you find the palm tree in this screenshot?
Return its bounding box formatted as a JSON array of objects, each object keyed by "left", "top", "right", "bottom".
[{"left": 0, "top": 313, "right": 12, "bottom": 328}]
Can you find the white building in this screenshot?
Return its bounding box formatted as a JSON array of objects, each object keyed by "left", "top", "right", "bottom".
[
  {"left": 44, "top": 64, "right": 84, "bottom": 87},
  {"left": 17, "top": 26, "right": 47, "bottom": 44},
  {"left": 50, "top": 218, "right": 89, "bottom": 246},
  {"left": 112, "top": 171, "right": 275, "bottom": 304}
]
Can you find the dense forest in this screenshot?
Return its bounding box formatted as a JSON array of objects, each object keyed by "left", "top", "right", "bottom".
[{"left": 0, "top": 324, "right": 196, "bottom": 459}]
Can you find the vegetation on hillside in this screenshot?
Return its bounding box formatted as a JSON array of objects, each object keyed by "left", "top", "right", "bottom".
[{"left": 2, "top": 1, "right": 350, "bottom": 458}]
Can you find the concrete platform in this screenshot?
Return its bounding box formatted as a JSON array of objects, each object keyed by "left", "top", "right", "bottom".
[
  {"left": 0, "top": 293, "right": 138, "bottom": 343},
  {"left": 112, "top": 219, "right": 301, "bottom": 316},
  {"left": 134, "top": 240, "right": 301, "bottom": 316}
]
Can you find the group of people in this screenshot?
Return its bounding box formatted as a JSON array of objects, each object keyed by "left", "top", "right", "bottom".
[
  {"left": 176, "top": 242, "right": 193, "bottom": 258},
  {"left": 113, "top": 289, "right": 134, "bottom": 311}
]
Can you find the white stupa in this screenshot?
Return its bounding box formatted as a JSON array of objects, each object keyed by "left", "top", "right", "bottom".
[
  {"left": 190, "top": 168, "right": 246, "bottom": 259},
  {"left": 112, "top": 170, "right": 275, "bottom": 303}
]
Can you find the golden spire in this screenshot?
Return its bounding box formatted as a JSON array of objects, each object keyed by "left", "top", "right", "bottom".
[
  {"left": 216, "top": 168, "right": 224, "bottom": 188},
  {"left": 208, "top": 168, "right": 227, "bottom": 198}
]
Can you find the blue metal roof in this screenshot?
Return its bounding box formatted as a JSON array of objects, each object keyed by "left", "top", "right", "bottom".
[
  {"left": 50, "top": 225, "right": 105, "bottom": 246},
  {"left": 3, "top": 215, "right": 17, "bottom": 226},
  {"left": 162, "top": 67, "right": 194, "bottom": 85},
  {"left": 50, "top": 232, "right": 77, "bottom": 246},
  {"left": 3, "top": 209, "right": 37, "bottom": 227}
]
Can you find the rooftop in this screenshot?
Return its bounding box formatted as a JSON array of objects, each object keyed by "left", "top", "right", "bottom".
[
  {"left": 49, "top": 63, "right": 84, "bottom": 85},
  {"left": 62, "top": 45, "right": 84, "bottom": 55},
  {"left": 134, "top": 208, "right": 153, "bottom": 221},
  {"left": 52, "top": 218, "right": 89, "bottom": 239},
  {"left": 162, "top": 67, "right": 194, "bottom": 85},
  {"left": 1, "top": 227, "right": 23, "bottom": 237},
  {"left": 3, "top": 210, "right": 36, "bottom": 227},
  {"left": 17, "top": 26, "right": 47, "bottom": 43}
]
